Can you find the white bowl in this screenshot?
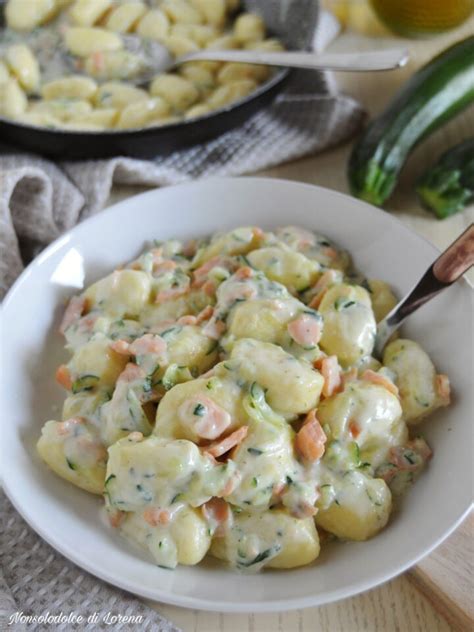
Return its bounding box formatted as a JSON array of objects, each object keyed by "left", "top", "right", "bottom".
[{"left": 1, "top": 177, "right": 472, "bottom": 613}]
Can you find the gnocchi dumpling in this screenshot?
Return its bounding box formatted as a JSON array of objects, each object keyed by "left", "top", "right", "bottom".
[
  {"left": 185, "top": 103, "right": 213, "bottom": 119},
  {"left": 368, "top": 279, "right": 398, "bottom": 323},
  {"left": 37, "top": 419, "right": 107, "bottom": 494},
  {"left": 0, "top": 79, "right": 27, "bottom": 118},
  {"left": 120, "top": 506, "right": 211, "bottom": 568},
  {"left": 193, "top": 226, "right": 263, "bottom": 265},
  {"left": 6, "top": 0, "right": 56, "bottom": 31},
  {"left": 64, "top": 27, "right": 123, "bottom": 58},
  {"left": 383, "top": 339, "right": 450, "bottom": 424},
  {"left": 217, "top": 61, "right": 269, "bottom": 84},
  {"left": 105, "top": 434, "right": 236, "bottom": 510},
  {"left": 207, "top": 79, "right": 257, "bottom": 108},
  {"left": 116, "top": 97, "right": 171, "bottom": 129},
  {"left": 180, "top": 62, "right": 215, "bottom": 95},
  {"left": 224, "top": 401, "right": 304, "bottom": 513},
  {"left": 316, "top": 470, "right": 392, "bottom": 541},
  {"left": 135, "top": 9, "right": 170, "bottom": 40},
  {"left": 69, "top": 0, "right": 113, "bottom": 26},
  {"left": 67, "top": 334, "right": 128, "bottom": 388},
  {"left": 318, "top": 380, "right": 407, "bottom": 468},
  {"left": 166, "top": 324, "right": 218, "bottom": 373},
  {"left": 161, "top": 0, "right": 204, "bottom": 25},
  {"left": 319, "top": 284, "right": 376, "bottom": 367},
  {"left": 41, "top": 76, "right": 98, "bottom": 101},
  {"left": 233, "top": 12, "right": 265, "bottom": 44},
  {"left": 94, "top": 82, "right": 148, "bottom": 109},
  {"left": 162, "top": 34, "right": 200, "bottom": 57},
  {"left": 172, "top": 23, "right": 218, "bottom": 47},
  {"left": 84, "top": 270, "right": 152, "bottom": 318},
  {"left": 206, "top": 33, "right": 239, "bottom": 50},
  {"left": 69, "top": 108, "right": 118, "bottom": 128},
  {"left": 83, "top": 50, "right": 145, "bottom": 81},
  {"left": 29, "top": 98, "right": 93, "bottom": 122},
  {"left": 190, "top": 0, "right": 226, "bottom": 27},
  {"left": 105, "top": 2, "right": 147, "bottom": 33},
  {"left": 230, "top": 338, "right": 324, "bottom": 417},
  {"left": 226, "top": 298, "right": 298, "bottom": 347},
  {"left": 5, "top": 45, "right": 40, "bottom": 94},
  {"left": 247, "top": 246, "right": 320, "bottom": 292},
  {"left": 274, "top": 226, "right": 351, "bottom": 271},
  {"left": 154, "top": 368, "right": 246, "bottom": 442},
  {"left": 149, "top": 74, "right": 200, "bottom": 111},
  {"left": 211, "top": 509, "right": 320, "bottom": 569},
  {"left": 140, "top": 288, "right": 212, "bottom": 326}
]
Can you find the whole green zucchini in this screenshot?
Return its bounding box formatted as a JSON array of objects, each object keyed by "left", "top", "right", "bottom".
[
  {"left": 348, "top": 36, "right": 474, "bottom": 206},
  {"left": 416, "top": 138, "right": 474, "bottom": 219}
]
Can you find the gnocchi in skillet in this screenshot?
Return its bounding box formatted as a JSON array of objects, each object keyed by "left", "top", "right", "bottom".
[
  {"left": 37, "top": 225, "right": 450, "bottom": 571},
  {"left": 0, "top": 0, "right": 281, "bottom": 130}
]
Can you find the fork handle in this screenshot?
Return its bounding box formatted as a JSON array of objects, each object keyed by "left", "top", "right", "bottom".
[
  {"left": 433, "top": 224, "right": 474, "bottom": 283},
  {"left": 375, "top": 225, "right": 473, "bottom": 357},
  {"left": 385, "top": 224, "right": 474, "bottom": 326}
]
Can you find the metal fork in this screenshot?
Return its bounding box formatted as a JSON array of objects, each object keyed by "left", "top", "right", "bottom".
[{"left": 374, "top": 224, "right": 474, "bottom": 358}]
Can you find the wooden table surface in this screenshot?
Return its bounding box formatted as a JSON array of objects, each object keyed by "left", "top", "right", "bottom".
[{"left": 109, "top": 12, "right": 473, "bottom": 632}]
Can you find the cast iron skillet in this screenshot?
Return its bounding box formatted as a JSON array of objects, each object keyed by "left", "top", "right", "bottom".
[{"left": 0, "top": 0, "right": 319, "bottom": 159}]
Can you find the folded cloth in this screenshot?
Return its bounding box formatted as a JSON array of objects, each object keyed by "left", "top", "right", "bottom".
[{"left": 0, "top": 490, "right": 180, "bottom": 632}]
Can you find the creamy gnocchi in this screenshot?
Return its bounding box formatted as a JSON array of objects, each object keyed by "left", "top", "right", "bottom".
[
  {"left": 0, "top": 0, "right": 282, "bottom": 131},
  {"left": 37, "top": 225, "right": 450, "bottom": 571}
]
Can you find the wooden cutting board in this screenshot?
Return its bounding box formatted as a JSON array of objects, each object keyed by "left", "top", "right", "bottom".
[{"left": 408, "top": 513, "right": 473, "bottom": 631}]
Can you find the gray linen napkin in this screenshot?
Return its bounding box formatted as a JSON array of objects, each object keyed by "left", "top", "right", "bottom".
[
  {"left": 0, "top": 15, "right": 365, "bottom": 629},
  {"left": 0, "top": 491, "right": 180, "bottom": 631}
]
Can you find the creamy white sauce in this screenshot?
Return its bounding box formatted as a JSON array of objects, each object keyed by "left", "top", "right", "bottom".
[{"left": 37, "top": 225, "right": 442, "bottom": 571}]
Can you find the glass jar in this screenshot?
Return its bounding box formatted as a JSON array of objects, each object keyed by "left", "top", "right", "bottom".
[{"left": 369, "top": 0, "right": 474, "bottom": 36}]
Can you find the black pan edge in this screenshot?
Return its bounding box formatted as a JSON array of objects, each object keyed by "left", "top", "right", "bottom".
[{"left": 0, "top": 69, "right": 290, "bottom": 159}]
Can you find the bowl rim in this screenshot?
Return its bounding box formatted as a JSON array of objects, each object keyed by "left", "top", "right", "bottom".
[
  {"left": 1, "top": 176, "right": 473, "bottom": 613},
  {"left": 3, "top": 176, "right": 472, "bottom": 300}
]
